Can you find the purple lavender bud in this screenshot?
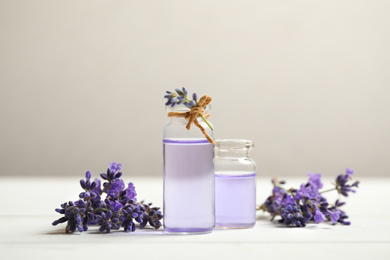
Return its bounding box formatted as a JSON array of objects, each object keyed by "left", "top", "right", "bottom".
[
  {"left": 107, "top": 169, "right": 114, "bottom": 180},
  {"left": 78, "top": 200, "right": 86, "bottom": 208},
  {"left": 90, "top": 181, "right": 97, "bottom": 190},
  {"left": 85, "top": 171, "right": 92, "bottom": 181},
  {"left": 314, "top": 210, "right": 325, "bottom": 224},
  {"left": 91, "top": 178, "right": 101, "bottom": 196},
  {"left": 175, "top": 88, "right": 184, "bottom": 96},
  {"left": 109, "top": 161, "right": 117, "bottom": 172},
  {"left": 99, "top": 224, "right": 106, "bottom": 232},
  {"left": 115, "top": 172, "right": 122, "bottom": 179},
  {"left": 166, "top": 91, "right": 171, "bottom": 94},
  {"left": 164, "top": 94, "right": 172, "bottom": 99},
  {"left": 70, "top": 223, "right": 76, "bottom": 232},
  {"left": 53, "top": 216, "right": 68, "bottom": 226},
  {"left": 182, "top": 87, "right": 188, "bottom": 96},
  {"left": 340, "top": 186, "right": 352, "bottom": 197},
  {"left": 85, "top": 180, "right": 91, "bottom": 190},
  {"left": 103, "top": 182, "right": 109, "bottom": 188},
  {"left": 192, "top": 93, "right": 197, "bottom": 102},
  {"left": 100, "top": 173, "right": 108, "bottom": 180},
  {"left": 112, "top": 223, "right": 120, "bottom": 229},
  {"left": 127, "top": 222, "right": 133, "bottom": 232},
  {"left": 190, "top": 100, "right": 196, "bottom": 107},
  {"left": 76, "top": 215, "right": 82, "bottom": 224},
  {"left": 80, "top": 179, "right": 86, "bottom": 189},
  {"left": 76, "top": 224, "right": 83, "bottom": 232},
  {"left": 327, "top": 210, "right": 341, "bottom": 224}
]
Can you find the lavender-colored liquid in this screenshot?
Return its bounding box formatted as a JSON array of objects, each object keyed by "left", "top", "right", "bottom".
[
  {"left": 163, "top": 139, "right": 215, "bottom": 234},
  {"left": 215, "top": 172, "right": 256, "bottom": 228}
]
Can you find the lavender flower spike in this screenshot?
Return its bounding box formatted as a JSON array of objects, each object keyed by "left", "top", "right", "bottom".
[{"left": 258, "top": 168, "right": 359, "bottom": 228}]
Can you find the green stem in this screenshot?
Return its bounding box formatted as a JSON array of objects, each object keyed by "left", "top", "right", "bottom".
[
  {"left": 200, "top": 114, "right": 213, "bottom": 130},
  {"left": 320, "top": 187, "right": 337, "bottom": 194}
]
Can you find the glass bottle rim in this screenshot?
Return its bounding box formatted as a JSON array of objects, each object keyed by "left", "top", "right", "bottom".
[{"left": 215, "top": 139, "right": 254, "bottom": 149}]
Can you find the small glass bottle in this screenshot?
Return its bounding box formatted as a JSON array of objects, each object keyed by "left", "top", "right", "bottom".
[
  {"left": 163, "top": 106, "right": 215, "bottom": 234},
  {"left": 214, "top": 139, "right": 256, "bottom": 229}
]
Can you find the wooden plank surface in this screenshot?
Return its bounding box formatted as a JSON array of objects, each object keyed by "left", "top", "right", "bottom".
[{"left": 0, "top": 177, "right": 389, "bottom": 259}]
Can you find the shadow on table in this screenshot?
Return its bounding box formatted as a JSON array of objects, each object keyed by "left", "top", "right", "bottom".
[{"left": 44, "top": 227, "right": 208, "bottom": 236}]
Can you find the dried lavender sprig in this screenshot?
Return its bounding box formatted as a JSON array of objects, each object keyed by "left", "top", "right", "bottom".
[
  {"left": 258, "top": 168, "right": 359, "bottom": 227},
  {"left": 52, "top": 162, "right": 163, "bottom": 233},
  {"left": 164, "top": 87, "right": 213, "bottom": 131}
]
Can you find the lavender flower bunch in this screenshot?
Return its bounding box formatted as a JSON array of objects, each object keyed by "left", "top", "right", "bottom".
[
  {"left": 52, "top": 162, "right": 162, "bottom": 233},
  {"left": 164, "top": 87, "right": 213, "bottom": 130},
  {"left": 258, "top": 168, "right": 359, "bottom": 227}
]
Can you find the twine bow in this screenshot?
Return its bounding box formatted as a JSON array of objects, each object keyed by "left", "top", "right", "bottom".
[{"left": 168, "top": 95, "right": 215, "bottom": 144}]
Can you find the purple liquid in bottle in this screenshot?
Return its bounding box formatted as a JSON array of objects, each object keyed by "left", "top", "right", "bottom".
[
  {"left": 215, "top": 172, "right": 256, "bottom": 228},
  {"left": 163, "top": 139, "right": 215, "bottom": 234}
]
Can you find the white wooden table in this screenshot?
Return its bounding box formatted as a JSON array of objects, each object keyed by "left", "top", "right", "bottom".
[{"left": 0, "top": 176, "right": 389, "bottom": 259}]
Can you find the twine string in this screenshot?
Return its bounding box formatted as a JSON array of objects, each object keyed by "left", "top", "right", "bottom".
[{"left": 167, "top": 95, "right": 215, "bottom": 144}]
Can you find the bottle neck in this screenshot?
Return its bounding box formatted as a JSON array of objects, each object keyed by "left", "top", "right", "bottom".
[{"left": 215, "top": 148, "right": 251, "bottom": 159}]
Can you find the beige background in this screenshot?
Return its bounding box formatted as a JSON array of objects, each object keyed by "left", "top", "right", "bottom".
[{"left": 0, "top": 0, "right": 389, "bottom": 178}]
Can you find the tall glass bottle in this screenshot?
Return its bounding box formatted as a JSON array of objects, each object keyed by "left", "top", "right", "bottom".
[
  {"left": 163, "top": 106, "right": 215, "bottom": 234},
  {"left": 214, "top": 139, "right": 256, "bottom": 228}
]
